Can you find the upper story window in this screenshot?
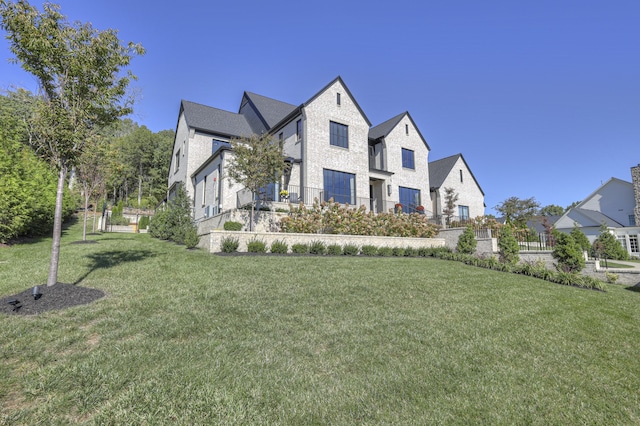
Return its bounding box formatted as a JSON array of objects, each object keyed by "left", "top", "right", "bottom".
[
  {"left": 401, "top": 148, "right": 415, "bottom": 169},
  {"left": 330, "top": 121, "right": 348, "bottom": 148},
  {"left": 337, "top": 92, "right": 341, "bottom": 106},
  {"left": 296, "top": 119, "right": 302, "bottom": 141},
  {"left": 174, "top": 149, "right": 180, "bottom": 173},
  {"left": 460, "top": 169, "right": 464, "bottom": 183},
  {"left": 405, "top": 124, "right": 409, "bottom": 135}
]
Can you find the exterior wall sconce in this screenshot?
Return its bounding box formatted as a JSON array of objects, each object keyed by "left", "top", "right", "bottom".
[{"left": 387, "top": 184, "right": 392, "bottom": 196}]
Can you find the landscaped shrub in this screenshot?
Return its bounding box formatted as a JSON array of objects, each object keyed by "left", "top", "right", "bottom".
[
  {"left": 592, "top": 224, "right": 629, "bottom": 260},
  {"left": 361, "top": 245, "right": 378, "bottom": 256},
  {"left": 138, "top": 215, "right": 150, "bottom": 230},
  {"left": 221, "top": 236, "right": 239, "bottom": 253},
  {"left": 327, "top": 244, "right": 342, "bottom": 255},
  {"left": 247, "top": 238, "right": 267, "bottom": 253},
  {"left": 392, "top": 247, "right": 405, "bottom": 257},
  {"left": 309, "top": 240, "right": 327, "bottom": 255},
  {"left": 456, "top": 225, "right": 477, "bottom": 254},
  {"left": 552, "top": 231, "right": 585, "bottom": 273},
  {"left": 291, "top": 243, "right": 309, "bottom": 254},
  {"left": 270, "top": 240, "right": 288, "bottom": 254},
  {"left": 404, "top": 247, "right": 418, "bottom": 257},
  {"left": 498, "top": 225, "right": 520, "bottom": 265},
  {"left": 183, "top": 226, "right": 200, "bottom": 249},
  {"left": 223, "top": 221, "right": 243, "bottom": 231},
  {"left": 377, "top": 247, "right": 393, "bottom": 257},
  {"left": 570, "top": 224, "right": 591, "bottom": 254},
  {"left": 148, "top": 186, "right": 196, "bottom": 245},
  {"left": 280, "top": 199, "right": 440, "bottom": 238},
  {"left": 342, "top": 244, "right": 360, "bottom": 256}
]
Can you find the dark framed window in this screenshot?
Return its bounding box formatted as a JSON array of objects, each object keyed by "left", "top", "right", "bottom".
[
  {"left": 296, "top": 119, "right": 302, "bottom": 141},
  {"left": 323, "top": 169, "right": 355, "bottom": 204},
  {"left": 460, "top": 169, "right": 464, "bottom": 183},
  {"left": 330, "top": 121, "right": 348, "bottom": 148},
  {"left": 399, "top": 186, "right": 420, "bottom": 213},
  {"left": 405, "top": 124, "right": 409, "bottom": 135},
  {"left": 337, "top": 92, "right": 341, "bottom": 105},
  {"left": 459, "top": 205, "right": 469, "bottom": 220},
  {"left": 401, "top": 148, "right": 415, "bottom": 169},
  {"left": 174, "top": 149, "right": 180, "bottom": 173}
]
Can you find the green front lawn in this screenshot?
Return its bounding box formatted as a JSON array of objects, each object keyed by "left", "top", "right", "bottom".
[{"left": 1, "top": 223, "right": 639, "bottom": 424}]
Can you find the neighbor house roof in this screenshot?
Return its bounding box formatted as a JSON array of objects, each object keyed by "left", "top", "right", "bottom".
[
  {"left": 561, "top": 207, "right": 624, "bottom": 228},
  {"left": 180, "top": 100, "right": 254, "bottom": 138},
  {"left": 428, "top": 153, "right": 485, "bottom": 195}
]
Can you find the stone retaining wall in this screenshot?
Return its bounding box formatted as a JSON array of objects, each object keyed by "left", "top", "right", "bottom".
[{"left": 199, "top": 230, "right": 446, "bottom": 253}]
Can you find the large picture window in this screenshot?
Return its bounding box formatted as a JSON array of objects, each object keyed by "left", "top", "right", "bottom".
[
  {"left": 330, "top": 121, "right": 348, "bottom": 148},
  {"left": 401, "top": 148, "right": 415, "bottom": 169},
  {"left": 399, "top": 186, "right": 420, "bottom": 213},
  {"left": 323, "top": 169, "right": 355, "bottom": 204}
]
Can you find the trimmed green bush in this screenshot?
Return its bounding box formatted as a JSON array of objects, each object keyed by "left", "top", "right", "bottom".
[
  {"left": 392, "top": 247, "right": 405, "bottom": 257},
  {"left": 377, "top": 247, "right": 393, "bottom": 257},
  {"left": 552, "top": 231, "right": 585, "bottom": 273},
  {"left": 342, "top": 244, "right": 360, "bottom": 256},
  {"left": 270, "top": 240, "right": 288, "bottom": 254},
  {"left": 291, "top": 243, "right": 309, "bottom": 254},
  {"left": 223, "top": 221, "right": 243, "bottom": 231},
  {"left": 221, "top": 236, "right": 239, "bottom": 253},
  {"left": 498, "top": 225, "right": 520, "bottom": 265},
  {"left": 592, "top": 224, "right": 629, "bottom": 260},
  {"left": 247, "top": 238, "right": 267, "bottom": 253},
  {"left": 309, "top": 240, "right": 327, "bottom": 255},
  {"left": 404, "top": 247, "right": 418, "bottom": 257},
  {"left": 361, "top": 245, "right": 378, "bottom": 256},
  {"left": 327, "top": 244, "right": 342, "bottom": 255},
  {"left": 183, "top": 226, "right": 200, "bottom": 249},
  {"left": 456, "top": 224, "right": 477, "bottom": 254}
]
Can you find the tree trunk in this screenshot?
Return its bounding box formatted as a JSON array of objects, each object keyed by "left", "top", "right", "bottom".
[
  {"left": 47, "top": 164, "right": 68, "bottom": 287},
  {"left": 82, "top": 188, "right": 90, "bottom": 241},
  {"left": 138, "top": 175, "right": 142, "bottom": 207},
  {"left": 92, "top": 199, "right": 98, "bottom": 233}
]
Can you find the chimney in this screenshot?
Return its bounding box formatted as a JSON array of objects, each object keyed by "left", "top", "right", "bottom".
[{"left": 632, "top": 164, "right": 640, "bottom": 227}]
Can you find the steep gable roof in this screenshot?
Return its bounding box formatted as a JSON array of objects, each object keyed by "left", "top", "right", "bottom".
[
  {"left": 181, "top": 100, "right": 253, "bottom": 138},
  {"left": 303, "top": 76, "right": 372, "bottom": 126},
  {"left": 429, "top": 153, "right": 485, "bottom": 195},
  {"left": 241, "top": 92, "right": 297, "bottom": 131},
  {"left": 369, "top": 111, "right": 430, "bottom": 150}
]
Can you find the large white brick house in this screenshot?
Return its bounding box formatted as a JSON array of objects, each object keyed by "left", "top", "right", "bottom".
[{"left": 168, "top": 76, "right": 484, "bottom": 223}]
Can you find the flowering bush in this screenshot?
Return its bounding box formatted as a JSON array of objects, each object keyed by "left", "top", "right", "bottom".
[
  {"left": 416, "top": 205, "right": 425, "bottom": 212},
  {"left": 280, "top": 198, "right": 440, "bottom": 238},
  {"left": 279, "top": 189, "right": 289, "bottom": 197}
]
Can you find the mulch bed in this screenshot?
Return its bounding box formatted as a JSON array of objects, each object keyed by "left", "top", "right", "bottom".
[{"left": 1, "top": 283, "right": 105, "bottom": 316}]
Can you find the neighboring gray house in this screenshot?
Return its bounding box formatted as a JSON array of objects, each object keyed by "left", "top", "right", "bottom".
[
  {"left": 428, "top": 153, "right": 485, "bottom": 222},
  {"left": 554, "top": 164, "right": 640, "bottom": 257},
  {"left": 168, "top": 76, "right": 484, "bottom": 224}
]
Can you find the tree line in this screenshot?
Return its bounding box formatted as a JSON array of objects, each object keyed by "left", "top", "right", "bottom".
[{"left": 0, "top": 88, "right": 173, "bottom": 243}]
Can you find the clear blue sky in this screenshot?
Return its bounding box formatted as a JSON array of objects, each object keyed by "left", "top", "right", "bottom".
[{"left": 1, "top": 1, "right": 638, "bottom": 216}]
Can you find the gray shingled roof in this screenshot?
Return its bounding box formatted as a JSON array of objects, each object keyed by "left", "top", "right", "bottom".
[
  {"left": 369, "top": 112, "right": 406, "bottom": 140},
  {"left": 572, "top": 208, "right": 624, "bottom": 227},
  {"left": 181, "top": 100, "right": 254, "bottom": 138},
  {"left": 428, "top": 154, "right": 461, "bottom": 189},
  {"left": 243, "top": 92, "right": 298, "bottom": 130}
]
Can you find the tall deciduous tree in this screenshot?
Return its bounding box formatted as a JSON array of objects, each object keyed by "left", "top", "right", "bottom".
[
  {"left": 1, "top": 1, "right": 144, "bottom": 286},
  {"left": 494, "top": 196, "right": 540, "bottom": 228},
  {"left": 227, "top": 134, "right": 288, "bottom": 231},
  {"left": 76, "top": 134, "right": 107, "bottom": 240}
]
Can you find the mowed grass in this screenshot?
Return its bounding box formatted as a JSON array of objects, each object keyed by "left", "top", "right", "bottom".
[{"left": 1, "top": 223, "right": 639, "bottom": 425}]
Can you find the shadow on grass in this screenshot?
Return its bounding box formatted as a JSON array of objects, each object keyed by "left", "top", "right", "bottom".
[
  {"left": 74, "top": 249, "right": 156, "bottom": 285},
  {"left": 624, "top": 282, "right": 640, "bottom": 293}
]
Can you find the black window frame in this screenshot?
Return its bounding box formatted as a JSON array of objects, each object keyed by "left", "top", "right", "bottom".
[
  {"left": 330, "top": 121, "right": 349, "bottom": 149},
  {"left": 401, "top": 148, "right": 415, "bottom": 169}
]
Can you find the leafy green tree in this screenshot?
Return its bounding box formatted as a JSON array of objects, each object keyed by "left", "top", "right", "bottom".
[
  {"left": 456, "top": 224, "right": 477, "bottom": 254},
  {"left": 76, "top": 135, "right": 108, "bottom": 240},
  {"left": 494, "top": 196, "right": 540, "bottom": 228},
  {"left": 227, "top": 134, "right": 288, "bottom": 231},
  {"left": 592, "top": 224, "right": 629, "bottom": 261},
  {"left": 442, "top": 187, "right": 459, "bottom": 226},
  {"left": 539, "top": 204, "right": 565, "bottom": 216},
  {"left": 569, "top": 224, "right": 591, "bottom": 254},
  {"left": 552, "top": 231, "right": 585, "bottom": 273},
  {"left": 148, "top": 185, "right": 198, "bottom": 247},
  {"left": 1, "top": 1, "right": 144, "bottom": 286},
  {"left": 498, "top": 225, "right": 520, "bottom": 265}
]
